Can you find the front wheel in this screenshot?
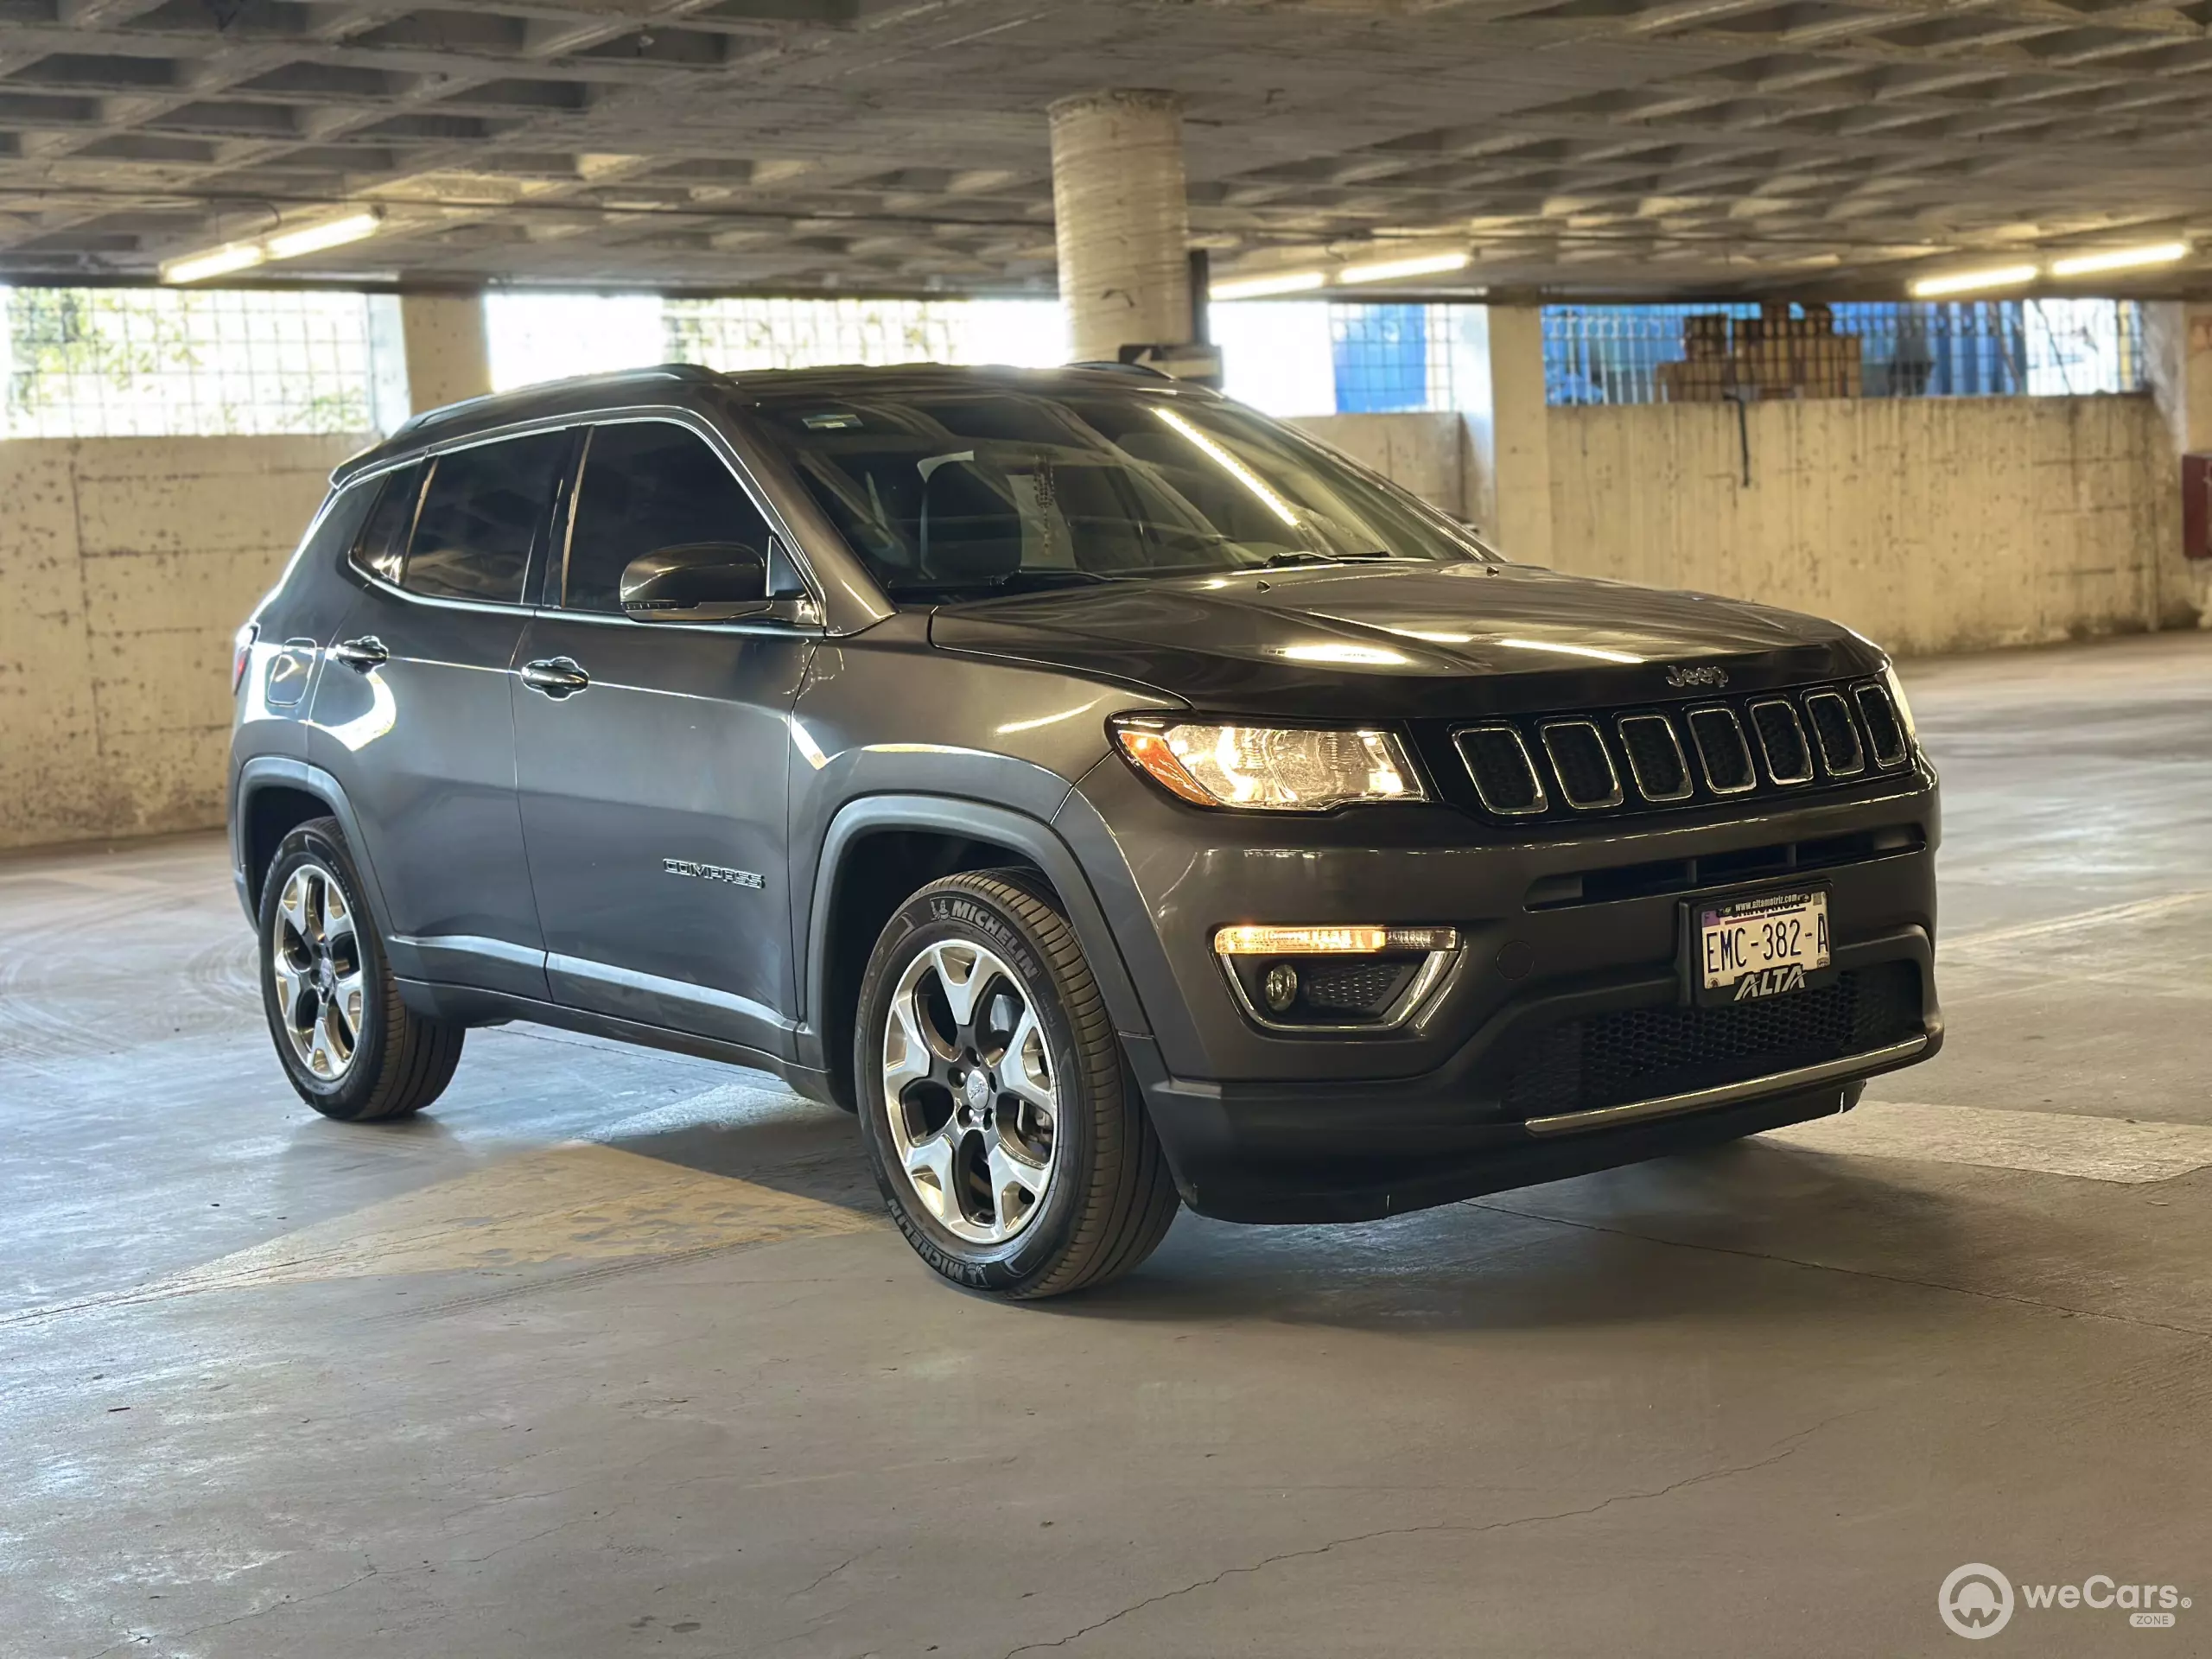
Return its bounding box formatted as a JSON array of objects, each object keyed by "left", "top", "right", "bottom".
[{"left": 855, "top": 872, "right": 1179, "bottom": 1299}]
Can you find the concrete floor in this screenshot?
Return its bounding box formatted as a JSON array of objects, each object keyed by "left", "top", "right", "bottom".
[{"left": 5, "top": 632, "right": 2212, "bottom": 1659}]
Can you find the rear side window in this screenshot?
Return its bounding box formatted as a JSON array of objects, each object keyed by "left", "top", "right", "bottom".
[
  {"left": 353, "top": 461, "right": 424, "bottom": 584},
  {"left": 403, "top": 433, "right": 569, "bottom": 604},
  {"left": 563, "top": 422, "right": 775, "bottom": 613},
  {"left": 300, "top": 480, "right": 378, "bottom": 575}
]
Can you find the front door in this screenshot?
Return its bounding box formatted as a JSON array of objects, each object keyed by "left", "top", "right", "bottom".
[
  {"left": 512, "top": 417, "right": 812, "bottom": 1054},
  {"left": 308, "top": 432, "right": 572, "bottom": 1000}
]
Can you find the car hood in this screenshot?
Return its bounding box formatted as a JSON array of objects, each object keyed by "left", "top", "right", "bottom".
[{"left": 926, "top": 562, "right": 1878, "bottom": 720}]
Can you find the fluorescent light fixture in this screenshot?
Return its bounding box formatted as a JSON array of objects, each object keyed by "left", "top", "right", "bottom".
[
  {"left": 2050, "top": 241, "right": 2189, "bottom": 278},
  {"left": 264, "top": 209, "right": 383, "bottom": 261},
  {"left": 1338, "top": 251, "right": 1471, "bottom": 285},
  {"left": 1210, "top": 270, "right": 1327, "bottom": 301},
  {"left": 159, "top": 242, "right": 265, "bottom": 284},
  {"left": 1908, "top": 264, "right": 2038, "bottom": 298},
  {"left": 161, "top": 205, "right": 384, "bottom": 284}
]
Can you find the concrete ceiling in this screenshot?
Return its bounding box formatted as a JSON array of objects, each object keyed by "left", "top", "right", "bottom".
[{"left": 2, "top": 0, "right": 2209, "bottom": 299}]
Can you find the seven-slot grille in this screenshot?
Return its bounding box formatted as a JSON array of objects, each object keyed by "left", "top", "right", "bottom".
[{"left": 1454, "top": 679, "right": 1909, "bottom": 823}]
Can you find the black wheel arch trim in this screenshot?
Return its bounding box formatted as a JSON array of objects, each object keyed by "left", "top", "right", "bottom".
[
  {"left": 232, "top": 756, "right": 404, "bottom": 969},
  {"left": 797, "top": 793, "right": 1161, "bottom": 1076}
]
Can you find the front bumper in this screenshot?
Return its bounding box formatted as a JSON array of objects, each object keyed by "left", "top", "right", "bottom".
[{"left": 1061, "top": 753, "right": 1942, "bottom": 1223}]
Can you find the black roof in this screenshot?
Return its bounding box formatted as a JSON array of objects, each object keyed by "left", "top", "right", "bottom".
[{"left": 334, "top": 359, "right": 1204, "bottom": 485}]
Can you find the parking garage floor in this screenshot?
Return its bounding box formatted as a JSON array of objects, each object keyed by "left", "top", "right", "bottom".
[{"left": 5, "top": 631, "right": 2211, "bottom": 1659}]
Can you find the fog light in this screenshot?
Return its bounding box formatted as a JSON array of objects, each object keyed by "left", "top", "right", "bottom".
[
  {"left": 1213, "top": 925, "right": 1460, "bottom": 956},
  {"left": 1213, "top": 924, "right": 1464, "bottom": 1032}
]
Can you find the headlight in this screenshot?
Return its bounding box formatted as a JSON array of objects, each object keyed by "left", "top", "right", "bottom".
[
  {"left": 1112, "top": 717, "right": 1427, "bottom": 810},
  {"left": 1879, "top": 661, "right": 1918, "bottom": 747}
]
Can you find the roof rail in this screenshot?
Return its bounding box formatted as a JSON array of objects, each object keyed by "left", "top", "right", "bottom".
[
  {"left": 1065, "top": 359, "right": 1176, "bottom": 379},
  {"left": 392, "top": 362, "right": 729, "bottom": 438}
]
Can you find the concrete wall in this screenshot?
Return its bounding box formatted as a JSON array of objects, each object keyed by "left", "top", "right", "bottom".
[
  {"left": 1548, "top": 394, "right": 2194, "bottom": 656},
  {"left": 0, "top": 435, "right": 359, "bottom": 851},
  {"left": 1294, "top": 413, "right": 1472, "bottom": 522},
  {"left": 1307, "top": 395, "right": 2196, "bottom": 658}
]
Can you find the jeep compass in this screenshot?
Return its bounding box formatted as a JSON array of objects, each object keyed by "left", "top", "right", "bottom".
[{"left": 229, "top": 363, "right": 1939, "bottom": 1298}]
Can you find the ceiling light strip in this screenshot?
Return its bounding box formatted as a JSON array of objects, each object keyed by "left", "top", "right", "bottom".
[
  {"left": 161, "top": 207, "right": 384, "bottom": 284},
  {"left": 2050, "top": 241, "right": 2189, "bottom": 278}
]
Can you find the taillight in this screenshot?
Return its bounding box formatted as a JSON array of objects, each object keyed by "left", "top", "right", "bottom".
[{"left": 232, "top": 622, "right": 258, "bottom": 694}]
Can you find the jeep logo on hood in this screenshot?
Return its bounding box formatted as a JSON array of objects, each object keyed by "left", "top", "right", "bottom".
[{"left": 1665, "top": 664, "right": 1730, "bottom": 689}]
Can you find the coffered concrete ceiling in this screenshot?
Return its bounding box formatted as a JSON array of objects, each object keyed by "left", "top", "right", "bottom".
[{"left": 1, "top": 0, "right": 2208, "bottom": 297}]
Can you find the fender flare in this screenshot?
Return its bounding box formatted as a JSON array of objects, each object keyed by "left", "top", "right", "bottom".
[
  {"left": 231, "top": 756, "right": 396, "bottom": 944},
  {"left": 801, "top": 795, "right": 1154, "bottom": 1066}
]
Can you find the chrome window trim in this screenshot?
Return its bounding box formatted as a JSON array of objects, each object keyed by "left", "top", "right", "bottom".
[
  {"left": 334, "top": 405, "right": 830, "bottom": 625},
  {"left": 1614, "top": 712, "right": 1694, "bottom": 804},
  {"left": 1454, "top": 724, "right": 1549, "bottom": 817},
  {"left": 553, "top": 409, "right": 826, "bottom": 619},
  {"left": 1685, "top": 705, "right": 1758, "bottom": 796},
  {"left": 1538, "top": 718, "right": 1624, "bottom": 810},
  {"left": 1749, "top": 697, "right": 1815, "bottom": 786},
  {"left": 1523, "top": 1036, "right": 1929, "bottom": 1136},
  {"left": 524, "top": 601, "right": 825, "bottom": 637},
  {"left": 1802, "top": 690, "right": 1867, "bottom": 778}
]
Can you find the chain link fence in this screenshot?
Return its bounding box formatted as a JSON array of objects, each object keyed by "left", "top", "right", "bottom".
[
  {"left": 0, "top": 287, "right": 378, "bottom": 437},
  {"left": 1542, "top": 300, "right": 2146, "bottom": 407}
]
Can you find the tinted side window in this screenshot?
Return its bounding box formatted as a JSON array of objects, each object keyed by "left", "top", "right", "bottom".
[
  {"left": 353, "top": 462, "right": 425, "bottom": 584},
  {"left": 404, "top": 434, "right": 569, "bottom": 604},
  {"left": 564, "top": 423, "right": 775, "bottom": 613}
]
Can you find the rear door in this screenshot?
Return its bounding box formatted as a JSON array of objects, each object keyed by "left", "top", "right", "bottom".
[
  {"left": 308, "top": 430, "right": 573, "bottom": 999},
  {"left": 512, "top": 416, "right": 814, "bottom": 1052}
]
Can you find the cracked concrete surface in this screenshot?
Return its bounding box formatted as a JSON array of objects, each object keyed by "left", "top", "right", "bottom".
[{"left": 3, "top": 632, "right": 2212, "bottom": 1657}]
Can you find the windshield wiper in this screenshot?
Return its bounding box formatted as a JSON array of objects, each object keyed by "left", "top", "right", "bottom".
[{"left": 1255, "top": 549, "right": 1408, "bottom": 569}]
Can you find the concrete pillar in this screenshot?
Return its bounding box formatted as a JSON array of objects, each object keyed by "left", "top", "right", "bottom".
[
  {"left": 1049, "top": 90, "right": 1192, "bottom": 365},
  {"left": 399, "top": 292, "right": 493, "bottom": 415},
  {"left": 2139, "top": 302, "right": 2212, "bottom": 625},
  {"left": 1451, "top": 305, "right": 1554, "bottom": 566}
]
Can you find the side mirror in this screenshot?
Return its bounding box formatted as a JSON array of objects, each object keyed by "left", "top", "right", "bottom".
[{"left": 620, "top": 542, "right": 770, "bottom": 621}]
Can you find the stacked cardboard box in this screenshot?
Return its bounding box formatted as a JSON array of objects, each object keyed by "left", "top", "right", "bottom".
[{"left": 1657, "top": 305, "right": 1863, "bottom": 402}]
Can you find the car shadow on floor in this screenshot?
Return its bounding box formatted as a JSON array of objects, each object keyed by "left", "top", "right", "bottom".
[
  {"left": 1042, "top": 1138, "right": 2081, "bottom": 1336},
  {"left": 596, "top": 1094, "right": 882, "bottom": 1219}
]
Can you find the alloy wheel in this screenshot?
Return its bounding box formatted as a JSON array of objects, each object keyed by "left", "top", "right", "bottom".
[
  {"left": 270, "top": 861, "right": 365, "bottom": 1082},
  {"left": 880, "top": 940, "right": 1058, "bottom": 1245}
]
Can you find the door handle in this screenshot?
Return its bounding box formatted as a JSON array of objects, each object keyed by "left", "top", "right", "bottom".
[
  {"left": 520, "top": 657, "right": 591, "bottom": 699},
  {"left": 330, "top": 635, "right": 388, "bottom": 671}
]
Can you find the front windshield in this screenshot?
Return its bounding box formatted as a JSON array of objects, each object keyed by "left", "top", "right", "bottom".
[{"left": 748, "top": 379, "right": 1496, "bottom": 601}]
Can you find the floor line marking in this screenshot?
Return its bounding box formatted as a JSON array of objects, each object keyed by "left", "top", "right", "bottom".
[
  {"left": 1768, "top": 1101, "right": 2212, "bottom": 1183},
  {"left": 1943, "top": 890, "right": 2212, "bottom": 952}
]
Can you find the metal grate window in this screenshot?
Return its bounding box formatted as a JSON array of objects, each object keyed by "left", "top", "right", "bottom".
[
  {"left": 1328, "top": 302, "right": 1457, "bottom": 413},
  {"left": 1542, "top": 299, "right": 2146, "bottom": 406},
  {"left": 661, "top": 296, "right": 1064, "bottom": 374},
  {"left": 1, "top": 286, "right": 377, "bottom": 437}
]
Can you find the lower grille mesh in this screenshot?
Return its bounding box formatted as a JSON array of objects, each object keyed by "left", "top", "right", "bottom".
[
  {"left": 1302, "top": 960, "right": 1417, "bottom": 1014},
  {"left": 1499, "top": 962, "right": 1923, "bottom": 1122}
]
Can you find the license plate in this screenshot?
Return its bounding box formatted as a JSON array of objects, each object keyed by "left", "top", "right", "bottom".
[{"left": 1691, "top": 887, "right": 1830, "bottom": 1004}]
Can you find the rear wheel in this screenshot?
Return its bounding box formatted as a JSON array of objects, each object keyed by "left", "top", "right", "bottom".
[
  {"left": 855, "top": 872, "right": 1179, "bottom": 1299},
  {"left": 257, "top": 818, "right": 463, "bottom": 1122}
]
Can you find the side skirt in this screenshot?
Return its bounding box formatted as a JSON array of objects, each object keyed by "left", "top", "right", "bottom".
[{"left": 394, "top": 976, "right": 840, "bottom": 1109}]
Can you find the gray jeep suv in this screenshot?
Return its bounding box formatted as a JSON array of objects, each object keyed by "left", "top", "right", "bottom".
[{"left": 229, "top": 363, "right": 1940, "bottom": 1298}]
